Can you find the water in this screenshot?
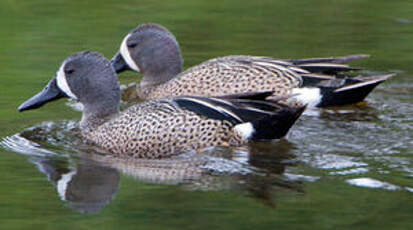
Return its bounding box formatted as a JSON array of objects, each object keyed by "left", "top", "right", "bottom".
[{"left": 1, "top": 0, "right": 412, "bottom": 229}]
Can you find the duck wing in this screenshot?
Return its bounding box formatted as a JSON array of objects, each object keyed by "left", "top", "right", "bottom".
[{"left": 171, "top": 95, "right": 305, "bottom": 140}]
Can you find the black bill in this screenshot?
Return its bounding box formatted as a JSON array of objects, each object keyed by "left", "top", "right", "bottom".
[
  {"left": 18, "top": 77, "right": 67, "bottom": 112},
  {"left": 110, "top": 52, "right": 131, "bottom": 73}
]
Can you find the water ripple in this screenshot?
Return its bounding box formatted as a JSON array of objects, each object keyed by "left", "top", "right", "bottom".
[{"left": 346, "top": 178, "right": 401, "bottom": 191}]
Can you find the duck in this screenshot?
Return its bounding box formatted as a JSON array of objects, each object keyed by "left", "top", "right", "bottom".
[
  {"left": 111, "top": 23, "right": 394, "bottom": 108},
  {"left": 18, "top": 51, "right": 306, "bottom": 158}
]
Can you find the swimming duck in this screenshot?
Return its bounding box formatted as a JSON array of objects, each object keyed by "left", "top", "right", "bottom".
[
  {"left": 111, "top": 23, "right": 394, "bottom": 108},
  {"left": 18, "top": 51, "right": 305, "bottom": 158}
]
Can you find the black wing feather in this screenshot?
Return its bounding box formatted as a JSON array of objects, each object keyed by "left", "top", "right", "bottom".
[{"left": 173, "top": 96, "right": 290, "bottom": 125}]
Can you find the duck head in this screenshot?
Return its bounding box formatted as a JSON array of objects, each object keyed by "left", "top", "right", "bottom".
[
  {"left": 19, "top": 51, "right": 120, "bottom": 129},
  {"left": 111, "top": 23, "right": 183, "bottom": 86}
]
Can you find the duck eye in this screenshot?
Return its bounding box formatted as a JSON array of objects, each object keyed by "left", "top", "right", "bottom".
[
  {"left": 127, "top": 42, "right": 137, "bottom": 48},
  {"left": 65, "top": 68, "right": 74, "bottom": 74}
]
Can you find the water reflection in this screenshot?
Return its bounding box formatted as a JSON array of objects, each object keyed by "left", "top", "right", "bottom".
[
  {"left": 1, "top": 122, "right": 303, "bottom": 213},
  {"left": 31, "top": 157, "right": 120, "bottom": 213},
  {"left": 317, "top": 103, "right": 380, "bottom": 122}
]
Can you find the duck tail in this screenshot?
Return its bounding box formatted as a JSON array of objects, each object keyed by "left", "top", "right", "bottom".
[
  {"left": 289, "top": 74, "right": 394, "bottom": 108},
  {"left": 234, "top": 105, "right": 306, "bottom": 141},
  {"left": 315, "top": 74, "right": 395, "bottom": 107}
]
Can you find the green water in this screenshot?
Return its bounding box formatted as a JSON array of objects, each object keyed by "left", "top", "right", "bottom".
[{"left": 1, "top": 0, "right": 413, "bottom": 229}]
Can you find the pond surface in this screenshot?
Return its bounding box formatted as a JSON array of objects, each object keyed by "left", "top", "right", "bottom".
[{"left": 1, "top": 0, "right": 412, "bottom": 229}]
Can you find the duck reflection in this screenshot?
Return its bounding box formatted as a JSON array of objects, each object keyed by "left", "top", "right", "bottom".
[
  {"left": 31, "top": 157, "right": 120, "bottom": 213},
  {"left": 3, "top": 127, "right": 303, "bottom": 214}
]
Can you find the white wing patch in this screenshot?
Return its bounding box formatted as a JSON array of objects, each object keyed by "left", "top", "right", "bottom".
[
  {"left": 56, "top": 63, "right": 78, "bottom": 99},
  {"left": 120, "top": 34, "right": 140, "bottom": 72}
]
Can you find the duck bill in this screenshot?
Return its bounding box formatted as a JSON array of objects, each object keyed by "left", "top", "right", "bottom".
[
  {"left": 18, "top": 77, "right": 67, "bottom": 112},
  {"left": 111, "top": 52, "right": 132, "bottom": 73}
]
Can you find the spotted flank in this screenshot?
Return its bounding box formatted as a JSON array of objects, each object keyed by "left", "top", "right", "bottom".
[
  {"left": 112, "top": 23, "right": 395, "bottom": 108},
  {"left": 86, "top": 96, "right": 305, "bottom": 158}
]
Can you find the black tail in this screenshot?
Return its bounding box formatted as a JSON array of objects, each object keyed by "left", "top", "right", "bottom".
[
  {"left": 316, "top": 74, "right": 394, "bottom": 107},
  {"left": 285, "top": 54, "right": 394, "bottom": 107},
  {"left": 248, "top": 105, "right": 306, "bottom": 141}
]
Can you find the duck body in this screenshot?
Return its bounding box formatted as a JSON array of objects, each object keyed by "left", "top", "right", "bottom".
[
  {"left": 138, "top": 55, "right": 301, "bottom": 101},
  {"left": 18, "top": 52, "right": 305, "bottom": 159},
  {"left": 85, "top": 96, "right": 303, "bottom": 158},
  {"left": 112, "top": 23, "right": 394, "bottom": 108}
]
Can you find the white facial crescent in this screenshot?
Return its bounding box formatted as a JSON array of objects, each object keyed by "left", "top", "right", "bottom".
[
  {"left": 56, "top": 63, "right": 78, "bottom": 100},
  {"left": 120, "top": 33, "right": 140, "bottom": 72}
]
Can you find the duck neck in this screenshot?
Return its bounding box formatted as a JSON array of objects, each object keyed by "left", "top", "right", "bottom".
[
  {"left": 80, "top": 95, "right": 120, "bottom": 135},
  {"left": 140, "top": 72, "right": 177, "bottom": 88},
  {"left": 136, "top": 33, "right": 183, "bottom": 96},
  {"left": 138, "top": 68, "right": 182, "bottom": 100}
]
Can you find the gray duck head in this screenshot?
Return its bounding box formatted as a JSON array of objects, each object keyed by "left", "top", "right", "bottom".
[
  {"left": 111, "top": 23, "right": 183, "bottom": 86},
  {"left": 19, "top": 51, "right": 120, "bottom": 129}
]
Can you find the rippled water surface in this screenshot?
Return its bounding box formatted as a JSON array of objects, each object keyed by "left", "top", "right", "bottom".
[{"left": 1, "top": 0, "right": 412, "bottom": 229}]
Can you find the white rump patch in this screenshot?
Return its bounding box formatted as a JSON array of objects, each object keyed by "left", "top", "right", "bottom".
[
  {"left": 56, "top": 63, "right": 78, "bottom": 99},
  {"left": 57, "top": 170, "right": 77, "bottom": 201},
  {"left": 292, "top": 87, "right": 322, "bottom": 108},
  {"left": 120, "top": 33, "right": 140, "bottom": 72},
  {"left": 234, "top": 122, "right": 255, "bottom": 140}
]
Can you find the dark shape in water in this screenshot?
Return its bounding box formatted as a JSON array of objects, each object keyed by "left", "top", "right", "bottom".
[{"left": 32, "top": 157, "right": 120, "bottom": 213}]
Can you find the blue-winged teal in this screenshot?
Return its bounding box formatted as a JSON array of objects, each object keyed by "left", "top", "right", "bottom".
[
  {"left": 111, "top": 23, "right": 394, "bottom": 108},
  {"left": 18, "top": 51, "right": 305, "bottom": 158}
]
